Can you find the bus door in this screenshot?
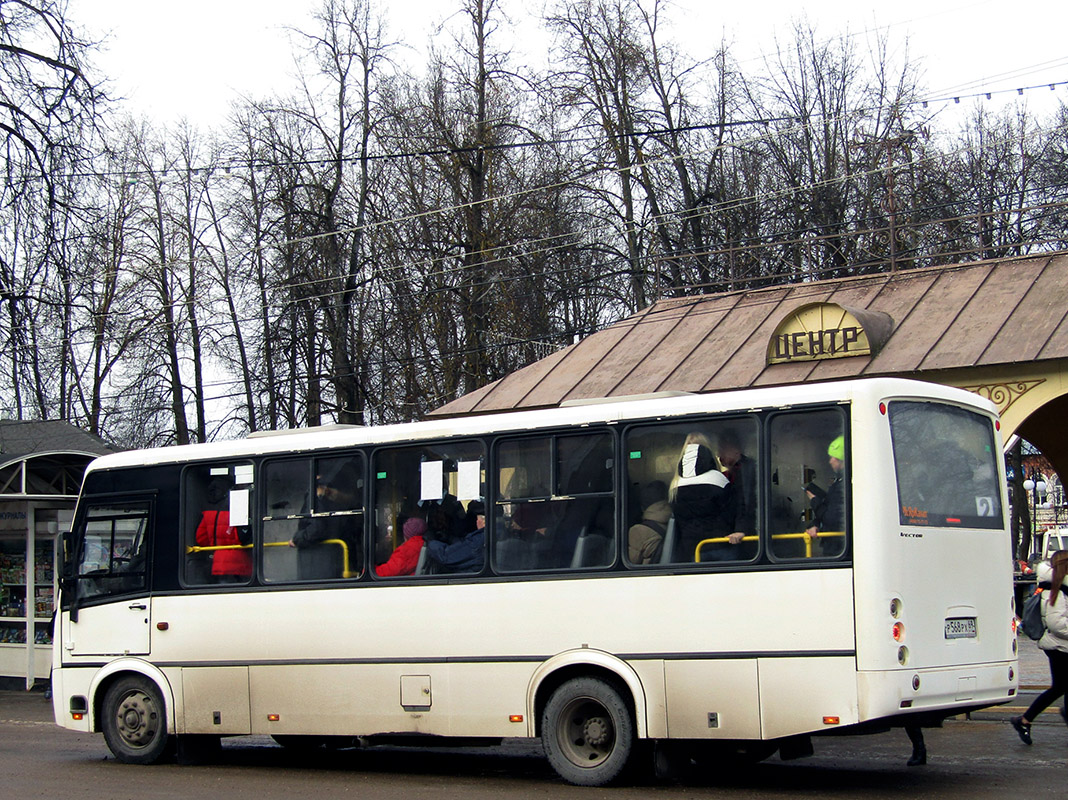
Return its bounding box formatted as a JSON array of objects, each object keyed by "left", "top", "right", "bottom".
[{"left": 62, "top": 497, "right": 154, "bottom": 657}]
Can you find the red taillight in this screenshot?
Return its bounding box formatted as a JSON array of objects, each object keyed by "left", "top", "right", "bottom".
[
  {"left": 879, "top": 402, "right": 887, "bottom": 415},
  {"left": 892, "top": 622, "right": 904, "bottom": 641}
]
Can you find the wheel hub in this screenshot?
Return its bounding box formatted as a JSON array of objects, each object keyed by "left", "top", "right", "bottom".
[
  {"left": 583, "top": 716, "right": 611, "bottom": 748},
  {"left": 116, "top": 693, "right": 157, "bottom": 746}
]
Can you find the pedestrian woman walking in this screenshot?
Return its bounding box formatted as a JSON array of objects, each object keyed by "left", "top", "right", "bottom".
[{"left": 1012, "top": 549, "right": 1068, "bottom": 744}]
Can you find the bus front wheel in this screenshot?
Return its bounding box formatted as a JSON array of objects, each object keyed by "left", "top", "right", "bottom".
[
  {"left": 101, "top": 676, "right": 171, "bottom": 764},
  {"left": 542, "top": 676, "right": 635, "bottom": 786}
]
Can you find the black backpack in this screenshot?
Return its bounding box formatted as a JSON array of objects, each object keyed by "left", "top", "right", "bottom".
[{"left": 1021, "top": 587, "right": 1048, "bottom": 641}]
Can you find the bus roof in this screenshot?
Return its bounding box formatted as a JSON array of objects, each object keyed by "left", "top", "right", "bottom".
[{"left": 86, "top": 377, "right": 996, "bottom": 474}]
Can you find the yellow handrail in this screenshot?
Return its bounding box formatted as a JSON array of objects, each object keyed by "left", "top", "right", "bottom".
[
  {"left": 185, "top": 538, "right": 356, "bottom": 578},
  {"left": 695, "top": 531, "right": 845, "bottom": 561}
]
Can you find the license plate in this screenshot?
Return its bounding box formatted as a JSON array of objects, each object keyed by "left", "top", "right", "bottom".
[{"left": 945, "top": 617, "right": 977, "bottom": 639}]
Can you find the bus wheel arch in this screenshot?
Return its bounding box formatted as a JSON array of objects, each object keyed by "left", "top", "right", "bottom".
[
  {"left": 90, "top": 662, "right": 176, "bottom": 758},
  {"left": 530, "top": 653, "right": 648, "bottom": 786},
  {"left": 98, "top": 673, "right": 174, "bottom": 764},
  {"left": 530, "top": 652, "right": 647, "bottom": 740}
]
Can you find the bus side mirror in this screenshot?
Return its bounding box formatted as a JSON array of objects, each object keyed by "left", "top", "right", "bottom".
[{"left": 60, "top": 531, "right": 75, "bottom": 580}]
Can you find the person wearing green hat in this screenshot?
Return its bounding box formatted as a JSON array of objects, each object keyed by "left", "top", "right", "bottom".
[{"left": 805, "top": 434, "right": 846, "bottom": 543}]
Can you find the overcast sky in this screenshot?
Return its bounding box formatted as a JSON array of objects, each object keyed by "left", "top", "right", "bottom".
[{"left": 75, "top": 0, "right": 1067, "bottom": 129}]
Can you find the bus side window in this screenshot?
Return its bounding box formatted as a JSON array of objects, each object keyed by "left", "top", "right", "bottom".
[
  {"left": 263, "top": 455, "right": 365, "bottom": 583},
  {"left": 767, "top": 410, "right": 848, "bottom": 560},
  {"left": 373, "top": 442, "right": 484, "bottom": 578},
  {"left": 182, "top": 463, "right": 254, "bottom": 586},
  {"left": 556, "top": 434, "right": 614, "bottom": 570},
  {"left": 624, "top": 419, "right": 758, "bottom": 566},
  {"left": 493, "top": 434, "right": 614, "bottom": 572},
  {"left": 495, "top": 438, "right": 555, "bottom": 572}
]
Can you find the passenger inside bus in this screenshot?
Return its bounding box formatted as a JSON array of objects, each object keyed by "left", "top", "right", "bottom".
[
  {"left": 627, "top": 480, "right": 671, "bottom": 564},
  {"left": 194, "top": 476, "right": 251, "bottom": 583},
  {"left": 375, "top": 515, "right": 427, "bottom": 577},
  {"left": 670, "top": 432, "right": 736, "bottom": 562},
  {"left": 289, "top": 461, "right": 362, "bottom": 579},
  {"left": 425, "top": 494, "right": 467, "bottom": 542},
  {"left": 805, "top": 435, "right": 846, "bottom": 553},
  {"left": 717, "top": 428, "right": 758, "bottom": 558},
  {"left": 765, "top": 409, "right": 848, "bottom": 559},
  {"left": 427, "top": 500, "right": 485, "bottom": 573}
]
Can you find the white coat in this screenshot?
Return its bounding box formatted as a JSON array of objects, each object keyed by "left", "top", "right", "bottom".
[{"left": 1035, "top": 560, "right": 1068, "bottom": 654}]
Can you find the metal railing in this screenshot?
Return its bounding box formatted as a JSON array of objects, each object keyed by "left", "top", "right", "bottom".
[
  {"left": 695, "top": 531, "right": 845, "bottom": 561},
  {"left": 185, "top": 538, "right": 357, "bottom": 578}
]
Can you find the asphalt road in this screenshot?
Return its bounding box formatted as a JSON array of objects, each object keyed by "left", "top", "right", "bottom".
[{"left": 2, "top": 689, "right": 1065, "bottom": 799}]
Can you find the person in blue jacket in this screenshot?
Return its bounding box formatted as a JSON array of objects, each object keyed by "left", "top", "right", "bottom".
[{"left": 427, "top": 500, "right": 485, "bottom": 573}]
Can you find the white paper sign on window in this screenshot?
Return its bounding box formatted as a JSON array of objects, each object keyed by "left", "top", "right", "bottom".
[
  {"left": 229, "top": 489, "right": 250, "bottom": 527},
  {"left": 421, "top": 460, "right": 444, "bottom": 501},
  {"left": 457, "top": 461, "right": 481, "bottom": 501}
]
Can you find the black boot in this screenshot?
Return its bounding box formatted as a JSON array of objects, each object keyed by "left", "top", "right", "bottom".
[
  {"left": 907, "top": 741, "right": 927, "bottom": 766},
  {"left": 905, "top": 725, "right": 927, "bottom": 766},
  {"left": 1011, "top": 715, "right": 1033, "bottom": 745}
]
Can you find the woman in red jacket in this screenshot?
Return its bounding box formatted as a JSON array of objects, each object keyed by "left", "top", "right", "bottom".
[
  {"left": 195, "top": 478, "right": 252, "bottom": 581},
  {"left": 376, "top": 517, "right": 427, "bottom": 577}
]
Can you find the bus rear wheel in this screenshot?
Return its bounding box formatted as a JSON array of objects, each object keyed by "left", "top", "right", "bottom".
[
  {"left": 542, "top": 676, "right": 635, "bottom": 786},
  {"left": 101, "top": 676, "right": 171, "bottom": 764}
]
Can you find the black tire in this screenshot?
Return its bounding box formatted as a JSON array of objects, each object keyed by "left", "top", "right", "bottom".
[
  {"left": 542, "top": 676, "right": 636, "bottom": 786},
  {"left": 101, "top": 676, "right": 171, "bottom": 765}
]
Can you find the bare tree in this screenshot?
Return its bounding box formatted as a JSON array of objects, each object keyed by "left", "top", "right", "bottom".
[{"left": 0, "top": 0, "right": 103, "bottom": 419}]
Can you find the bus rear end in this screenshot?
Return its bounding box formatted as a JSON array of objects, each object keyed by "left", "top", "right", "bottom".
[{"left": 851, "top": 391, "right": 1017, "bottom": 724}]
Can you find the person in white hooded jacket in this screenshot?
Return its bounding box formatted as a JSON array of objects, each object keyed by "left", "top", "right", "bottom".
[
  {"left": 669, "top": 432, "right": 736, "bottom": 562},
  {"left": 1011, "top": 549, "right": 1068, "bottom": 744}
]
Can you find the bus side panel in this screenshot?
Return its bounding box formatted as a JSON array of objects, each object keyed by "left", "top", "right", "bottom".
[
  {"left": 250, "top": 664, "right": 448, "bottom": 736},
  {"left": 664, "top": 659, "right": 760, "bottom": 739},
  {"left": 180, "top": 667, "right": 251, "bottom": 735},
  {"left": 757, "top": 656, "right": 859, "bottom": 739},
  {"left": 247, "top": 662, "right": 537, "bottom": 738}
]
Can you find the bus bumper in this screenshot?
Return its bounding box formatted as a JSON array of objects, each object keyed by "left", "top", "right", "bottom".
[{"left": 857, "top": 661, "right": 1017, "bottom": 721}]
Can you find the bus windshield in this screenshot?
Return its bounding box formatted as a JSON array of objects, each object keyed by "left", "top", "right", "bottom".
[{"left": 888, "top": 401, "right": 1002, "bottom": 528}]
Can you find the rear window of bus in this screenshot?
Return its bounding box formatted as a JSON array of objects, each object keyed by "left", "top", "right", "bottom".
[{"left": 888, "top": 401, "right": 1002, "bottom": 529}]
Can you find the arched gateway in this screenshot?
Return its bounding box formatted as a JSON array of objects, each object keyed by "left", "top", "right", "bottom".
[{"left": 433, "top": 251, "right": 1068, "bottom": 485}]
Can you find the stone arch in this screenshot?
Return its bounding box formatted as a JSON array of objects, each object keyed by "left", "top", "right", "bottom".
[{"left": 942, "top": 361, "right": 1068, "bottom": 483}]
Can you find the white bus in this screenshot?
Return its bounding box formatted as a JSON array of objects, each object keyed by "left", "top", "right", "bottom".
[{"left": 51, "top": 378, "right": 1018, "bottom": 785}]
